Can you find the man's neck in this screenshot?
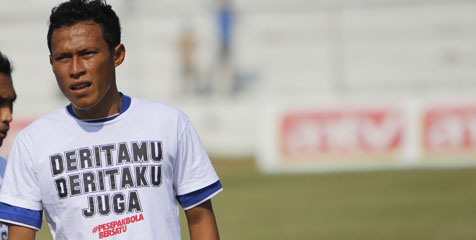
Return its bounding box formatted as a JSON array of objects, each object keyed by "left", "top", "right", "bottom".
[{"left": 72, "top": 91, "right": 122, "bottom": 120}]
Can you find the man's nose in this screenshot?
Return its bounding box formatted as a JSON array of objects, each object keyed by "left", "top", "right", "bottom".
[
  {"left": 70, "top": 56, "right": 86, "bottom": 79},
  {"left": 0, "top": 105, "right": 12, "bottom": 124}
]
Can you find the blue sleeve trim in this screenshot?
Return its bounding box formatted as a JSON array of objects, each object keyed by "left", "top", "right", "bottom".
[
  {"left": 0, "top": 202, "right": 42, "bottom": 230},
  {"left": 176, "top": 180, "right": 223, "bottom": 209}
]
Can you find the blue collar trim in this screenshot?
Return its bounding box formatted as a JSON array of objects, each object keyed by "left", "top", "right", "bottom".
[{"left": 66, "top": 93, "right": 131, "bottom": 123}]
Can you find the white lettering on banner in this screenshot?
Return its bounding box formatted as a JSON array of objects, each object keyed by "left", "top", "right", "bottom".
[
  {"left": 281, "top": 109, "right": 404, "bottom": 157},
  {"left": 361, "top": 115, "right": 403, "bottom": 151},
  {"left": 426, "top": 115, "right": 464, "bottom": 150},
  {"left": 424, "top": 106, "right": 476, "bottom": 152},
  {"left": 325, "top": 118, "right": 360, "bottom": 152},
  {"left": 284, "top": 119, "right": 322, "bottom": 155}
]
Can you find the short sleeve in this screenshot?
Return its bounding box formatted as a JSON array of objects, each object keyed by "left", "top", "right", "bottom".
[
  {"left": 0, "top": 133, "right": 43, "bottom": 211},
  {"left": 173, "top": 116, "right": 222, "bottom": 201}
]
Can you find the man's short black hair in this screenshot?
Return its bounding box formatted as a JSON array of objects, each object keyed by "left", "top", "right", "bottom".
[
  {"left": 0, "top": 51, "right": 13, "bottom": 78},
  {"left": 47, "top": 0, "right": 121, "bottom": 52}
]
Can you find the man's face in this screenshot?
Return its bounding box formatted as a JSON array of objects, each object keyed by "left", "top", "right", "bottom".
[
  {"left": 49, "top": 21, "right": 123, "bottom": 114},
  {"left": 0, "top": 73, "right": 16, "bottom": 146}
]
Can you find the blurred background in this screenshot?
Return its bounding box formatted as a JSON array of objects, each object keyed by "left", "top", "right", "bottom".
[{"left": 2, "top": 0, "right": 476, "bottom": 239}]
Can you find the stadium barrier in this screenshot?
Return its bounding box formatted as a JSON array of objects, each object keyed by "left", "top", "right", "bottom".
[{"left": 257, "top": 98, "right": 476, "bottom": 173}]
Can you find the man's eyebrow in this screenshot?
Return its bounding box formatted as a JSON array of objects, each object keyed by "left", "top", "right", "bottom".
[
  {"left": 78, "top": 48, "right": 99, "bottom": 54},
  {"left": 53, "top": 52, "right": 72, "bottom": 58}
]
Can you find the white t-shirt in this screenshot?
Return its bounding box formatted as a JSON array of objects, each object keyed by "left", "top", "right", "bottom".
[
  {"left": 0, "top": 96, "right": 222, "bottom": 240},
  {"left": 0, "top": 156, "right": 7, "bottom": 240}
]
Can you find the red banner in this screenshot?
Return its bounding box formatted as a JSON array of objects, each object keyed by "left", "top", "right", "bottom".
[
  {"left": 281, "top": 108, "right": 405, "bottom": 158},
  {"left": 423, "top": 105, "right": 476, "bottom": 153}
]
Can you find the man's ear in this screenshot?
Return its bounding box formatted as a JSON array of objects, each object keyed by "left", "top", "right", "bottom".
[
  {"left": 113, "top": 44, "right": 126, "bottom": 67},
  {"left": 49, "top": 55, "right": 55, "bottom": 73}
]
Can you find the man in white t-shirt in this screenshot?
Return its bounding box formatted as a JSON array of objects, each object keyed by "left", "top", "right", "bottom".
[
  {"left": 0, "top": 51, "right": 17, "bottom": 240},
  {"left": 0, "top": 1, "right": 222, "bottom": 239}
]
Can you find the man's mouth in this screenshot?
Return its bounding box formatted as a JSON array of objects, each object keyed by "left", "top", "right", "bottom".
[
  {"left": 0, "top": 130, "right": 8, "bottom": 138},
  {"left": 71, "top": 82, "right": 92, "bottom": 90}
]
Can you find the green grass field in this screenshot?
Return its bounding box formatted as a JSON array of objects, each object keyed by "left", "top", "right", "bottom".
[{"left": 37, "top": 158, "right": 476, "bottom": 239}]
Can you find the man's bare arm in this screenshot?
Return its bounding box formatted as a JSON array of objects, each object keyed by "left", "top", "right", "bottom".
[
  {"left": 185, "top": 199, "right": 220, "bottom": 240},
  {"left": 7, "top": 225, "right": 36, "bottom": 240}
]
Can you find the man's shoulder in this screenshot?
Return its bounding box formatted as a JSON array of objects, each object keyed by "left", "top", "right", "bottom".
[
  {"left": 29, "top": 108, "right": 67, "bottom": 126},
  {"left": 16, "top": 108, "right": 69, "bottom": 137},
  {"left": 131, "top": 97, "right": 187, "bottom": 118}
]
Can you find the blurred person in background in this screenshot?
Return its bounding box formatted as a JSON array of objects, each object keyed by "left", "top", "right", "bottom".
[
  {"left": 0, "top": 51, "right": 17, "bottom": 240},
  {"left": 178, "top": 23, "right": 198, "bottom": 95},
  {"left": 217, "top": 0, "right": 233, "bottom": 60},
  {"left": 0, "top": 0, "right": 222, "bottom": 239},
  {"left": 212, "top": 0, "right": 235, "bottom": 96}
]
